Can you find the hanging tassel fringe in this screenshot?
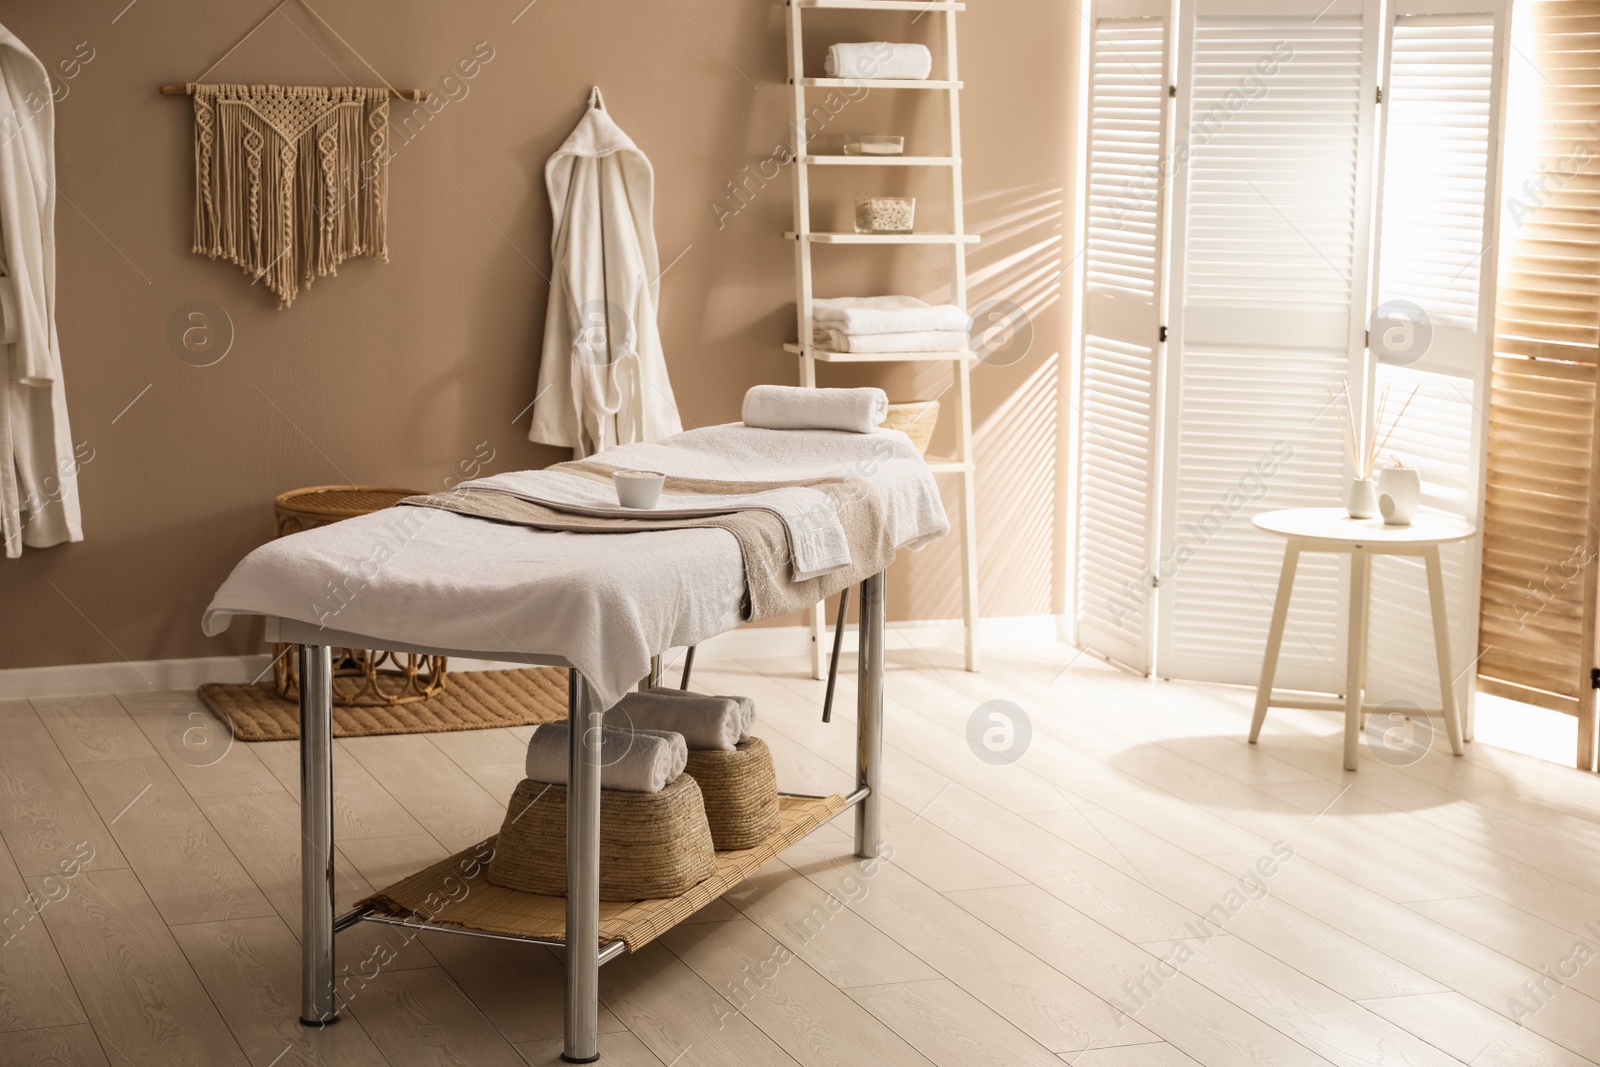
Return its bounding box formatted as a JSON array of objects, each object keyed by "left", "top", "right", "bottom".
[{"left": 192, "top": 83, "right": 389, "bottom": 308}]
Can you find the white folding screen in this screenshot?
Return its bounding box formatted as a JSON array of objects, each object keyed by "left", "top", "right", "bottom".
[
  {"left": 1076, "top": 0, "right": 1507, "bottom": 695},
  {"left": 1364, "top": 5, "right": 1505, "bottom": 710},
  {"left": 1074, "top": 0, "right": 1172, "bottom": 672},
  {"left": 1158, "top": 0, "right": 1378, "bottom": 689}
]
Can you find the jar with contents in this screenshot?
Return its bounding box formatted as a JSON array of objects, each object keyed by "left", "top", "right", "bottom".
[
  {"left": 844, "top": 135, "right": 905, "bottom": 156},
  {"left": 855, "top": 197, "right": 916, "bottom": 234}
]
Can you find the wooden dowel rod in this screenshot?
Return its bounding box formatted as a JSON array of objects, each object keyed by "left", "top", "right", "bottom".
[{"left": 158, "top": 83, "right": 427, "bottom": 100}]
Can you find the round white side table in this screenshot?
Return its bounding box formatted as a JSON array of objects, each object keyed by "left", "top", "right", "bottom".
[{"left": 1248, "top": 507, "right": 1478, "bottom": 771}]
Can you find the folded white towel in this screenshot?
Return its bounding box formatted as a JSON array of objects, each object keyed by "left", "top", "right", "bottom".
[
  {"left": 814, "top": 296, "right": 970, "bottom": 336},
  {"left": 606, "top": 688, "right": 754, "bottom": 750},
  {"left": 742, "top": 385, "right": 888, "bottom": 434},
  {"left": 816, "top": 328, "right": 970, "bottom": 354},
  {"left": 824, "top": 42, "right": 933, "bottom": 81},
  {"left": 524, "top": 722, "right": 688, "bottom": 793}
]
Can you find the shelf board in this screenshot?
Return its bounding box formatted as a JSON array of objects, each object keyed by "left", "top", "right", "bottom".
[
  {"left": 795, "top": 0, "right": 965, "bottom": 9},
  {"left": 799, "top": 155, "right": 956, "bottom": 166},
  {"left": 924, "top": 456, "right": 975, "bottom": 475},
  {"left": 786, "top": 231, "right": 979, "bottom": 245},
  {"left": 799, "top": 77, "right": 961, "bottom": 90},
  {"left": 784, "top": 342, "right": 973, "bottom": 364}
]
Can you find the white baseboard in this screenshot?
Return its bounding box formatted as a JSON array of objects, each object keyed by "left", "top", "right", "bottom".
[
  {"left": 0, "top": 654, "right": 275, "bottom": 700},
  {"left": 0, "top": 615, "right": 1065, "bottom": 699}
]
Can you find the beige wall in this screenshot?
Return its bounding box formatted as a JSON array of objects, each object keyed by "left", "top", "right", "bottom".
[{"left": 0, "top": 0, "right": 1079, "bottom": 670}]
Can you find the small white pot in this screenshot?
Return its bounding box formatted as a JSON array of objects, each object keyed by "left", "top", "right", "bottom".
[
  {"left": 1376, "top": 465, "right": 1421, "bottom": 525},
  {"left": 1347, "top": 477, "right": 1378, "bottom": 519}
]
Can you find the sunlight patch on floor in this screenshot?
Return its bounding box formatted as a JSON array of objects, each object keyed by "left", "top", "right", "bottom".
[{"left": 1473, "top": 691, "right": 1579, "bottom": 767}]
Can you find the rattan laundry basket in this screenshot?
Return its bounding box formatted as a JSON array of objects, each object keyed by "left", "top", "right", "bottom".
[
  {"left": 684, "top": 737, "right": 780, "bottom": 850},
  {"left": 486, "top": 775, "right": 716, "bottom": 901}
]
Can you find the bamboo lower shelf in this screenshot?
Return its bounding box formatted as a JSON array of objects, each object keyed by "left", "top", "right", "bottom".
[{"left": 355, "top": 792, "right": 849, "bottom": 954}]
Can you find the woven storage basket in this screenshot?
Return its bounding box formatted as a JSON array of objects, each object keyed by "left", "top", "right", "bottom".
[
  {"left": 486, "top": 775, "right": 716, "bottom": 901},
  {"left": 683, "top": 737, "right": 780, "bottom": 850},
  {"left": 881, "top": 400, "right": 940, "bottom": 455}
]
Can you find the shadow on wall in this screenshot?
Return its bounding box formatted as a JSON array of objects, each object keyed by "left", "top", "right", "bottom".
[{"left": 916, "top": 180, "right": 1067, "bottom": 622}]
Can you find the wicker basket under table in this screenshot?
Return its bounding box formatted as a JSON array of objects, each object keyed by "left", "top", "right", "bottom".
[{"left": 271, "top": 485, "right": 446, "bottom": 707}]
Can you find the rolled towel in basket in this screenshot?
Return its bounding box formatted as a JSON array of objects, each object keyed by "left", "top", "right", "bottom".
[
  {"left": 824, "top": 42, "right": 933, "bottom": 81},
  {"left": 742, "top": 384, "right": 888, "bottom": 434},
  {"left": 524, "top": 722, "right": 688, "bottom": 793},
  {"left": 606, "top": 688, "right": 754, "bottom": 750},
  {"left": 813, "top": 296, "right": 971, "bottom": 336}
]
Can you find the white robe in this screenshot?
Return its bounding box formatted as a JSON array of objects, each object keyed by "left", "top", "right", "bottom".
[
  {"left": 529, "top": 91, "right": 681, "bottom": 457},
  {"left": 0, "top": 23, "right": 79, "bottom": 557}
]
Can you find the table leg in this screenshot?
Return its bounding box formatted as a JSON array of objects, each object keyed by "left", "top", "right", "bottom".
[
  {"left": 298, "top": 643, "right": 338, "bottom": 1026},
  {"left": 1250, "top": 542, "right": 1301, "bottom": 743},
  {"left": 640, "top": 655, "right": 663, "bottom": 692},
  {"left": 1424, "top": 546, "right": 1466, "bottom": 757},
  {"left": 1344, "top": 548, "right": 1371, "bottom": 771},
  {"left": 856, "top": 571, "right": 886, "bottom": 859},
  {"left": 564, "top": 671, "right": 602, "bottom": 1063}
]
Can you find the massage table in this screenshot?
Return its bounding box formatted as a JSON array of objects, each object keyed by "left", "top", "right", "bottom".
[{"left": 203, "top": 424, "right": 943, "bottom": 1063}]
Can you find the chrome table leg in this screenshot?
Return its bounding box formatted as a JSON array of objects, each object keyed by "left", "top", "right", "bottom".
[
  {"left": 856, "top": 571, "right": 885, "bottom": 859},
  {"left": 564, "top": 671, "right": 602, "bottom": 1062},
  {"left": 298, "top": 643, "right": 338, "bottom": 1026}
]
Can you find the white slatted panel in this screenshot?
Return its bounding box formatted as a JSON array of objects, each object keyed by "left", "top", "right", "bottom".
[
  {"left": 1158, "top": 10, "right": 1371, "bottom": 690},
  {"left": 1077, "top": 15, "right": 1169, "bottom": 671},
  {"left": 1085, "top": 21, "right": 1166, "bottom": 300},
  {"left": 1376, "top": 16, "right": 1495, "bottom": 332},
  {"left": 1365, "top": 5, "right": 1502, "bottom": 715},
  {"left": 1181, "top": 20, "right": 1366, "bottom": 311},
  {"left": 1365, "top": 366, "right": 1477, "bottom": 705}
]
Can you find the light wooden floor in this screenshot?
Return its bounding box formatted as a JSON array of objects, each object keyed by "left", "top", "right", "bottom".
[{"left": 4, "top": 646, "right": 1600, "bottom": 1066}]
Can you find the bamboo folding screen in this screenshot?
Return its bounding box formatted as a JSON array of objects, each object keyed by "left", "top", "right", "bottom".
[{"left": 1477, "top": 0, "right": 1600, "bottom": 770}]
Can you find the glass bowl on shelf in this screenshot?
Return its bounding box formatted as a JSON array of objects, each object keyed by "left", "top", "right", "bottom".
[
  {"left": 854, "top": 197, "right": 916, "bottom": 234},
  {"left": 844, "top": 135, "right": 905, "bottom": 156}
]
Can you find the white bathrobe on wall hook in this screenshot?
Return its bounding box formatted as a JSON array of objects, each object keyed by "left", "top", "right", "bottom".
[
  {"left": 0, "top": 22, "right": 81, "bottom": 558},
  {"left": 529, "top": 86, "right": 682, "bottom": 458}
]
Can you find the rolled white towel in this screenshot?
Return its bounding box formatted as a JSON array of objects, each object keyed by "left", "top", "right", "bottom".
[
  {"left": 816, "top": 328, "right": 970, "bottom": 354},
  {"left": 824, "top": 42, "right": 933, "bottom": 81},
  {"left": 607, "top": 687, "right": 754, "bottom": 750},
  {"left": 742, "top": 384, "right": 888, "bottom": 434},
  {"left": 524, "top": 722, "right": 688, "bottom": 793},
  {"left": 814, "top": 296, "right": 970, "bottom": 336}
]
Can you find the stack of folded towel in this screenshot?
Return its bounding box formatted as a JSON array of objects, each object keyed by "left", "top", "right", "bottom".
[
  {"left": 521, "top": 687, "right": 755, "bottom": 793},
  {"left": 813, "top": 296, "right": 971, "bottom": 354}
]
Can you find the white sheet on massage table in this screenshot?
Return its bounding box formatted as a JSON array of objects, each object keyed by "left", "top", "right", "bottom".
[{"left": 202, "top": 424, "right": 947, "bottom": 711}]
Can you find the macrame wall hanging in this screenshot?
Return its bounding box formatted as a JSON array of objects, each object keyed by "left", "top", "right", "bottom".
[{"left": 163, "top": 0, "right": 426, "bottom": 308}]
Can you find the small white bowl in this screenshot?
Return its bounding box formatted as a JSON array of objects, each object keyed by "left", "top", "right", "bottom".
[{"left": 613, "top": 469, "right": 666, "bottom": 509}]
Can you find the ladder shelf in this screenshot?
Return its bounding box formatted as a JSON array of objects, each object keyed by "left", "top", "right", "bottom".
[{"left": 784, "top": 0, "right": 980, "bottom": 675}]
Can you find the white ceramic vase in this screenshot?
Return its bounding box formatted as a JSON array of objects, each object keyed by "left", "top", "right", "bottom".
[
  {"left": 1347, "top": 478, "right": 1378, "bottom": 519},
  {"left": 1376, "top": 465, "right": 1421, "bottom": 525}
]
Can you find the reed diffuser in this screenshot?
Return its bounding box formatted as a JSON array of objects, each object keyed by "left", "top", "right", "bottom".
[{"left": 1328, "top": 381, "right": 1419, "bottom": 519}]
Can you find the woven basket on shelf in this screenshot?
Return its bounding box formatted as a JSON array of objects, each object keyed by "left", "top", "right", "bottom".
[
  {"left": 486, "top": 775, "right": 715, "bottom": 901},
  {"left": 683, "top": 737, "right": 780, "bottom": 850},
  {"left": 881, "top": 400, "right": 940, "bottom": 455}
]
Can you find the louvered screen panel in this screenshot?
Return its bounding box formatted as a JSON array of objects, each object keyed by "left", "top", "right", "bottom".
[
  {"left": 1158, "top": 9, "right": 1371, "bottom": 689},
  {"left": 1364, "top": 8, "right": 1503, "bottom": 712},
  {"left": 1076, "top": 12, "right": 1169, "bottom": 672},
  {"left": 1478, "top": 358, "right": 1597, "bottom": 714},
  {"left": 1375, "top": 17, "right": 1495, "bottom": 332},
  {"left": 1365, "top": 367, "right": 1477, "bottom": 706},
  {"left": 1478, "top": 0, "right": 1600, "bottom": 764}
]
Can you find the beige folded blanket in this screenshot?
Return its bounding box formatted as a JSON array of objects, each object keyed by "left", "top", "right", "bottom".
[
  {"left": 607, "top": 688, "right": 754, "bottom": 750},
  {"left": 402, "top": 464, "right": 895, "bottom": 623},
  {"left": 524, "top": 722, "right": 688, "bottom": 793}
]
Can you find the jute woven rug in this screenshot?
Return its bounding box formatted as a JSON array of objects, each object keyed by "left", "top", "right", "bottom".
[{"left": 197, "top": 667, "right": 569, "bottom": 742}]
